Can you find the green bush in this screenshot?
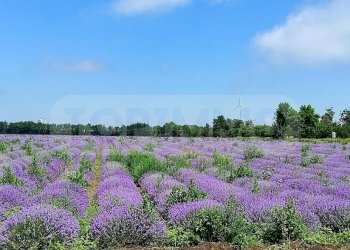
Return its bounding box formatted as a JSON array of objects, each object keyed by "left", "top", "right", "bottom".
[
  {"left": 84, "top": 139, "right": 95, "bottom": 152},
  {"left": 212, "top": 151, "right": 231, "bottom": 168},
  {"left": 52, "top": 235, "right": 98, "bottom": 250},
  {"left": 301, "top": 144, "right": 311, "bottom": 157},
  {"left": 227, "top": 163, "right": 254, "bottom": 181},
  {"left": 183, "top": 208, "right": 226, "bottom": 242},
  {"left": 163, "top": 155, "right": 190, "bottom": 175},
  {"left": 213, "top": 151, "right": 231, "bottom": 176},
  {"left": 66, "top": 170, "right": 90, "bottom": 187},
  {"left": 143, "top": 143, "right": 156, "bottom": 152},
  {"left": 309, "top": 155, "right": 324, "bottom": 164},
  {"left": 21, "top": 142, "right": 35, "bottom": 156},
  {"left": 78, "top": 156, "right": 93, "bottom": 173},
  {"left": 0, "top": 141, "right": 8, "bottom": 153},
  {"left": 304, "top": 229, "right": 350, "bottom": 245},
  {"left": 244, "top": 146, "right": 264, "bottom": 161},
  {"left": 108, "top": 149, "right": 167, "bottom": 180},
  {"left": 300, "top": 157, "right": 311, "bottom": 167},
  {"left": 123, "top": 151, "right": 165, "bottom": 180},
  {"left": 52, "top": 148, "right": 70, "bottom": 165},
  {"left": 262, "top": 200, "right": 306, "bottom": 243},
  {"left": 72, "top": 235, "right": 97, "bottom": 250},
  {"left": 166, "top": 180, "right": 207, "bottom": 207},
  {"left": 166, "top": 227, "right": 198, "bottom": 247},
  {"left": 0, "top": 166, "right": 24, "bottom": 186},
  {"left": 301, "top": 154, "right": 324, "bottom": 167},
  {"left": 27, "top": 157, "right": 46, "bottom": 180},
  {"left": 224, "top": 199, "right": 260, "bottom": 247},
  {"left": 107, "top": 147, "right": 124, "bottom": 162},
  {"left": 176, "top": 199, "right": 259, "bottom": 247},
  {"left": 251, "top": 178, "right": 260, "bottom": 193}
]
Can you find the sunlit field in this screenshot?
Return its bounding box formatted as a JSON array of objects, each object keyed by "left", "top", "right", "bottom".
[{"left": 1, "top": 135, "right": 350, "bottom": 249}]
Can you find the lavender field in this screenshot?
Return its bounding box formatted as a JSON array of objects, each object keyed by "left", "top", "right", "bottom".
[{"left": 1, "top": 135, "right": 350, "bottom": 249}]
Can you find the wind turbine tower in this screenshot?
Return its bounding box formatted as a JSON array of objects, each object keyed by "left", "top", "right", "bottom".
[{"left": 234, "top": 98, "right": 245, "bottom": 120}]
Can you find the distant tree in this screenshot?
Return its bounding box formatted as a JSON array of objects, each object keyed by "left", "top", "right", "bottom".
[
  {"left": 240, "top": 120, "right": 255, "bottom": 137},
  {"left": 201, "top": 124, "right": 211, "bottom": 137},
  {"left": 340, "top": 109, "right": 350, "bottom": 125},
  {"left": 126, "top": 123, "right": 152, "bottom": 136},
  {"left": 163, "top": 122, "right": 181, "bottom": 137},
  {"left": 152, "top": 125, "right": 163, "bottom": 137},
  {"left": 318, "top": 108, "right": 336, "bottom": 138},
  {"left": 254, "top": 125, "right": 272, "bottom": 138},
  {"left": 321, "top": 107, "right": 335, "bottom": 124},
  {"left": 227, "top": 119, "right": 244, "bottom": 137},
  {"left": 272, "top": 103, "right": 299, "bottom": 139},
  {"left": 0, "top": 122, "right": 6, "bottom": 134},
  {"left": 213, "top": 115, "right": 229, "bottom": 137},
  {"left": 192, "top": 125, "right": 202, "bottom": 137},
  {"left": 299, "top": 105, "right": 320, "bottom": 138},
  {"left": 181, "top": 125, "right": 192, "bottom": 137}
]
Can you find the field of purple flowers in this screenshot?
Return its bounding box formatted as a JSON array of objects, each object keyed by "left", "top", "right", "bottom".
[{"left": 0, "top": 135, "right": 350, "bottom": 249}]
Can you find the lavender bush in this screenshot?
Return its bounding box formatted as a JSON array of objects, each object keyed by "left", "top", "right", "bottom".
[{"left": 0, "top": 205, "right": 79, "bottom": 249}]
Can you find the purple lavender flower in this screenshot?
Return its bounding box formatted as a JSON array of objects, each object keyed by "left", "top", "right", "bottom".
[
  {"left": 177, "top": 168, "right": 235, "bottom": 202},
  {"left": 96, "top": 171, "right": 137, "bottom": 197},
  {"left": 0, "top": 185, "right": 33, "bottom": 222},
  {"left": 168, "top": 199, "right": 223, "bottom": 224},
  {"left": 0, "top": 205, "right": 79, "bottom": 248},
  {"left": 36, "top": 180, "right": 88, "bottom": 217},
  {"left": 97, "top": 186, "right": 143, "bottom": 211},
  {"left": 91, "top": 206, "right": 166, "bottom": 247}
]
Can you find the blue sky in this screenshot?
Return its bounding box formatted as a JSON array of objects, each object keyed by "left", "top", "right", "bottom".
[{"left": 0, "top": 0, "right": 349, "bottom": 125}]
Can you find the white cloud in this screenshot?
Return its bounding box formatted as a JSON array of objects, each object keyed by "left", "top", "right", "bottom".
[
  {"left": 112, "top": 0, "right": 191, "bottom": 15},
  {"left": 51, "top": 60, "right": 103, "bottom": 73},
  {"left": 254, "top": 0, "right": 350, "bottom": 65}
]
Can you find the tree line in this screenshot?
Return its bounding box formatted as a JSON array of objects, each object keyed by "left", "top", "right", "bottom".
[
  {"left": 0, "top": 103, "right": 349, "bottom": 138},
  {"left": 271, "top": 103, "right": 350, "bottom": 139}
]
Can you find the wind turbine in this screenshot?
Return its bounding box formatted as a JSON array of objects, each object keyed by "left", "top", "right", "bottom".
[{"left": 234, "top": 98, "right": 245, "bottom": 120}]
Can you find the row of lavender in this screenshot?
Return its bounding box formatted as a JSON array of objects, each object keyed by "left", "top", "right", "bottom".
[
  {"left": 91, "top": 160, "right": 166, "bottom": 248},
  {"left": 0, "top": 135, "right": 98, "bottom": 248}
]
